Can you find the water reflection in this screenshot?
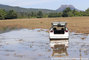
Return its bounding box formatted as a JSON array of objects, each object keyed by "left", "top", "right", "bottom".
[{"left": 52, "top": 44, "right": 68, "bottom": 57}]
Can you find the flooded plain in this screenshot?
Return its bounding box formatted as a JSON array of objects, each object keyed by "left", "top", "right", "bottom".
[{"left": 0, "top": 29, "right": 89, "bottom": 60}]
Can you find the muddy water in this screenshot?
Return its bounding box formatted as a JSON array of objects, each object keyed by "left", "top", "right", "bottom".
[{"left": 0, "top": 29, "right": 89, "bottom": 60}]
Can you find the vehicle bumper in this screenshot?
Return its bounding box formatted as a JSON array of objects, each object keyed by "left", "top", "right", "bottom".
[{"left": 49, "top": 36, "right": 69, "bottom": 40}]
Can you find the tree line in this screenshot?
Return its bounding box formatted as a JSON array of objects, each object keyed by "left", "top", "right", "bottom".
[
  {"left": 0, "top": 9, "right": 17, "bottom": 20},
  {"left": 0, "top": 8, "right": 89, "bottom": 20},
  {"left": 48, "top": 8, "right": 89, "bottom": 17}
]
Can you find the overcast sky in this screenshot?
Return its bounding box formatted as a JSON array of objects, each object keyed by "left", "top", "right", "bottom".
[{"left": 0, "top": 0, "right": 89, "bottom": 11}]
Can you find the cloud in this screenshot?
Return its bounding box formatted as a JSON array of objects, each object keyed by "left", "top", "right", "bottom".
[
  {"left": 0, "top": 0, "right": 56, "bottom": 7},
  {"left": 15, "top": 0, "right": 56, "bottom": 7}
]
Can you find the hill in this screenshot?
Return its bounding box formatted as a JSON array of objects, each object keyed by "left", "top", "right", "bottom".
[
  {"left": 0, "top": 4, "right": 81, "bottom": 13},
  {"left": 56, "top": 5, "right": 80, "bottom": 12},
  {"left": 0, "top": 4, "right": 56, "bottom": 13}
]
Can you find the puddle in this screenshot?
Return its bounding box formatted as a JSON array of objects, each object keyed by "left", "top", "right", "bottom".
[{"left": 0, "top": 29, "right": 89, "bottom": 60}]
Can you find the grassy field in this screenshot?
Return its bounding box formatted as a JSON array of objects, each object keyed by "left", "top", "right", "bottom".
[{"left": 0, "top": 17, "right": 89, "bottom": 33}]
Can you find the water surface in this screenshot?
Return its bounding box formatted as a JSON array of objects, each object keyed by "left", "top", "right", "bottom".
[{"left": 0, "top": 29, "right": 89, "bottom": 60}]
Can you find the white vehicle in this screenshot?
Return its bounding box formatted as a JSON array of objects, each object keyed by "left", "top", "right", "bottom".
[
  {"left": 49, "top": 22, "right": 69, "bottom": 47},
  {"left": 49, "top": 22, "right": 69, "bottom": 40}
]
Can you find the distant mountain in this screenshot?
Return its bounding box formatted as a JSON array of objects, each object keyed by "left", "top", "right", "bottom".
[
  {"left": 0, "top": 4, "right": 81, "bottom": 13},
  {"left": 0, "top": 4, "right": 56, "bottom": 13},
  {"left": 56, "top": 5, "right": 80, "bottom": 12}
]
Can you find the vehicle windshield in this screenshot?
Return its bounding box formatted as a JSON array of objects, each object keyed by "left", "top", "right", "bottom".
[{"left": 53, "top": 26, "right": 65, "bottom": 30}]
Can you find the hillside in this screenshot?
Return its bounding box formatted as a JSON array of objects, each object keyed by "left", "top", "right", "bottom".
[
  {"left": 0, "top": 4, "right": 82, "bottom": 13},
  {"left": 56, "top": 5, "right": 80, "bottom": 12},
  {"left": 0, "top": 4, "right": 56, "bottom": 13}
]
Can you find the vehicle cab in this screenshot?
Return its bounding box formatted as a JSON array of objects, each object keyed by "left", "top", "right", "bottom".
[
  {"left": 49, "top": 22, "right": 69, "bottom": 47},
  {"left": 49, "top": 22, "right": 69, "bottom": 40}
]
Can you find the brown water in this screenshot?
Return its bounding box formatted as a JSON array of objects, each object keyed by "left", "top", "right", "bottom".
[{"left": 0, "top": 29, "right": 89, "bottom": 60}]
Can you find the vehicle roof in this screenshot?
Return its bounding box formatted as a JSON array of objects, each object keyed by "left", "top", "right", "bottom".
[{"left": 52, "top": 22, "right": 67, "bottom": 27}]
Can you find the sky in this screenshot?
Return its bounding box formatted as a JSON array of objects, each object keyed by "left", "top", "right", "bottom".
[{"left": 0, "top": 0, "right": 89, "bottom": 11}]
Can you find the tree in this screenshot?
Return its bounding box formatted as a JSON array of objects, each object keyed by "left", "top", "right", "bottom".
[
  {"left": 0, "top": 9, "right": 7, "bottom": 20},
  {"left": 62, "top": 8, "right": 72, "bottom": 17},
  {"left": 72, "top": 9, "right": 81, "bottom": 16},
  {"left": 37, "top": 11, "right": 43, "bottom": 18},
  {"left": 48, "top": 12, "right": 62, "bottom": 18},
  {"left": 6, "top": 10, "right": 17, "bottom": 19},
  {"left": 72, "top": 9, "right": 76, "bottom": 16},
  {"left": 58, "top": 12, "right": 62, "bottom": 17},
  {"left": 79, "top": 11, "right": 86, "bottom": 16},
  {"left": 67, "top": 11, "right": 74, "bottom": 17},
  {"left": 48, "top": 13, "right": 57, "bottom": 17},
  {"left": 85, "top": 8, "right": 89, "bottom": 16},
  {"left": 30, "top": 12, "right": 37, "bottom": 18}
]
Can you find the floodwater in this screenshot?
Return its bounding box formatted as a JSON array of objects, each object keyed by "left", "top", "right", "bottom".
[{"left": 0, "top": 29, "right": 89, "bottom": 60}]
